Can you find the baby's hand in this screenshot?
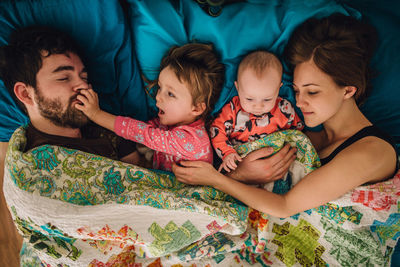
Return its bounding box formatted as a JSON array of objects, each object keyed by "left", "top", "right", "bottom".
[
  {"left": 218, "top": 152, "right": 242, "bottom": 172},
  {"left": 75, "top": 88, "right": 101, "bottom": 120}
]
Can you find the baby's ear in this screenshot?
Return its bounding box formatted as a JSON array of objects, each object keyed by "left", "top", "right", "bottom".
[
  {"left": 234, "top": 81, "right": 239, "bottom": 90},
  {"left": 193, "top": 102, "right": 206, "bottom": 116}
]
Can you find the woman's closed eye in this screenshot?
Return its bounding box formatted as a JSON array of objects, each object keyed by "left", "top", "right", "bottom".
[{"left": 293, "top": 90, "right": 318, "bottom": 96}]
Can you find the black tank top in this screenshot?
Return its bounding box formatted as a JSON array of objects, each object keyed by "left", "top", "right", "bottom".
[{"left": 320, "top": 125, "right": 399, "bottom": 177}]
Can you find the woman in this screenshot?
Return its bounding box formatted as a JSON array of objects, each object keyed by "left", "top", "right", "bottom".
[{"left": 172, "top": 13, "right": 398, "bottom": 218}]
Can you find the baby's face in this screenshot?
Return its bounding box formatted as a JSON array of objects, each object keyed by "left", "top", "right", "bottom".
[{"left": 236, "top": 68, "right": 281, "bottom": 116}]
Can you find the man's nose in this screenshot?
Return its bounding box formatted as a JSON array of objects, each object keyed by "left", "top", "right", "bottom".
[{"left": 73, "top": 77, "right": 89, "bottom": 92}]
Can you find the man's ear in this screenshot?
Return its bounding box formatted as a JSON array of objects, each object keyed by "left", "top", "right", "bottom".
[
  {"left": 14, "top": 82, "right": 34, "bottom": 106},
  {"left": 343, "top": 86, "right": 357, "bottom": 100},
  {"left": 192, "top": 102, "right": 206, "bottom": 116}
]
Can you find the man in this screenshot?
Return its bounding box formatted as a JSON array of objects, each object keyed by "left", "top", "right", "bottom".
[{"left": 0, "top": 26, "right": 139, "bottom": 163}]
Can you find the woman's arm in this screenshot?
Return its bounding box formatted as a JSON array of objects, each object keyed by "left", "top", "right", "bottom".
[{"left": 173, "top": 137, "right": 397, "bottom": 217}]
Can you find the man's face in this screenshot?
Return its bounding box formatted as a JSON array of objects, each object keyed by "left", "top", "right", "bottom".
[{"left": 34, "top": 52, "right": 89, "bottom": 128}]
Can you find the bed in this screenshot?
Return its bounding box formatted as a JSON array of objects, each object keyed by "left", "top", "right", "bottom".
[{"left": 1, "top": 0, "right": 399, "bottom": 266}]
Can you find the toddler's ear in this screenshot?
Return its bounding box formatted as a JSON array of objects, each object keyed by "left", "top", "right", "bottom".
[{"left": 193, "top": 102, "right": 206, "bottom": 116}]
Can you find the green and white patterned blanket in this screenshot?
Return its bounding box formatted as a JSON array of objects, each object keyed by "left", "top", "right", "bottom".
[{"left": 3, "top": 126, "right": 400, "bottom": 266}]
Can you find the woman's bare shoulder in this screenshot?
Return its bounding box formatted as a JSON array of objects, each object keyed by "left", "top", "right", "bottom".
[{"left": 336, "top": 136, "right": 397, "bottom": 182}]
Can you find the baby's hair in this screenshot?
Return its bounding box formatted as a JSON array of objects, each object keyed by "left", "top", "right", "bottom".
[
  {"left": 157, "top": 43, "right": 225, "bottom": 121},
  {"left": 284, "top": 13, "right": 377, "bottom": 105},
  {"left": 238, "top": 50, "right": 282, "bottom": 79}
]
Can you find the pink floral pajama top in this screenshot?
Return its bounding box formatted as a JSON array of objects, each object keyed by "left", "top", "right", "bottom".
[{"left": 114, "top": 116, "right": 213, "bottom": 171}]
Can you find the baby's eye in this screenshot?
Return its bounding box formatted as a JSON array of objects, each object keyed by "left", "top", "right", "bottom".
[
  {"left": 168, "top": 92, "right": 175, "bottom": 97},
  {"left": 246, "top": 98, "right": 253, "bottom": 101}
]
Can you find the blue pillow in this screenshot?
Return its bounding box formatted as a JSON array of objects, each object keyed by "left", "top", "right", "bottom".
[
  {"left": 127, "top": 0, "right": 356, "bottom": 117},
  {"left": 0, "top": 0, "right": 147, "bottom": 141},
  {"left": 339, "top": 0, "right": 400, "bottom": 152}
]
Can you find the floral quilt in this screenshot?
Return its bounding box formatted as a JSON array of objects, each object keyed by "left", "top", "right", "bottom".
[{"left": 3, "top": 126, "right": 400, "bottom": 266}]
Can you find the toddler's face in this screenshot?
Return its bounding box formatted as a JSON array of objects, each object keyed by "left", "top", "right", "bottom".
[
  {"left": 155, "top": 66, "right": 199, "bottom": 126},
  {"left": 236, "top": 68, "right": 281, "bottom": 116}
]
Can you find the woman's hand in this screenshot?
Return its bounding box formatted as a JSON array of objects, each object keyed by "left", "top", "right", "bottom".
[
  {"left": 172, "top": 161, "right": 221, "bottom": 186},
  {"left": 230, "top": 144, "right": 297, "bottom": 184}
]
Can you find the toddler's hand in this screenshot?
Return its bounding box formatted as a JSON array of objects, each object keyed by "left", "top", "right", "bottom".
[
  {"left": 75, "top": 88, "right": 101, "bottom": 120},
  {"left": 218, "top": 152, "right": 242, "bottom": 172}
]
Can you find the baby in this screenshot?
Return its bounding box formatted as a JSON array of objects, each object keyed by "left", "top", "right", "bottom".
[
  {"left": 210, "top": 50, "right": 303, "bottom": 172},
  {"left": 76, "top": 43, "right": 225, "bottom": 172}
]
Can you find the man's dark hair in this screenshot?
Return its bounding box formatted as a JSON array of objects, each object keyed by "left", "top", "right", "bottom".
[{"left": 0, "top": 26, "right": 84, "bottom": 113}]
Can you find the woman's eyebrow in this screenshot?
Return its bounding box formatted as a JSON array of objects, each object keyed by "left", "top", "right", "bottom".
[{"left": 293, "top": 82, "right": 320, "bottom": 87}]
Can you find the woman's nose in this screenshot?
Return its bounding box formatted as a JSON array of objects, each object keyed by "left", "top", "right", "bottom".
[{"left": 296, "top": 94, "right": 305, "bottom": 108}]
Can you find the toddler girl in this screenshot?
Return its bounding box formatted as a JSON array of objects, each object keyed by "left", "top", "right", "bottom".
[{"left": 76, "top": 43, "right": 225, "bottom": 171}]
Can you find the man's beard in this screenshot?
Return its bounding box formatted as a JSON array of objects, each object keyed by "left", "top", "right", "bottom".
[{"left": 35, "top": 89, "right": 89, "bottom": 129}]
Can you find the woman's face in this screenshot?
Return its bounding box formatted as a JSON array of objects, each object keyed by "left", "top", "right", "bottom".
[{"left": 293, "top": 60, "right": 347, "bottom": 127}]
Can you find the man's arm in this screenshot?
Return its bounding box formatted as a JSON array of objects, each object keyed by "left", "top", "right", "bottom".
[
  {"left": 120, "top": 150, "right": 141, "bottom": 165},
  {"left": 0, "top": 142, "right": 23, "bottom": 267},
  {"left": 228, "top": 144, "right": 297, "bottom": 184}
]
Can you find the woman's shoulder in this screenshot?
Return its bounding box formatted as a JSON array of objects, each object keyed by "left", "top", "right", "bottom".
[
  {"left": 340, "top": 134, "right": 397, "bottom": 182},
  {"left": 307, "top": 125, "right": 397, "bottom": 183}
]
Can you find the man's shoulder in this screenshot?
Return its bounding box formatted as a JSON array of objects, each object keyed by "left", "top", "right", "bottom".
[{"left": 81, "top": 122, "right": 113, "bottom": 138}]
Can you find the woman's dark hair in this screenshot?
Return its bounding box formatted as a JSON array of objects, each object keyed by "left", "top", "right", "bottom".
[
  {"left": 0, "top": 26, "right": 84, "bottom": 113},
  {"left": 284, "top": 13, "right": 377, "bottom": 105}
]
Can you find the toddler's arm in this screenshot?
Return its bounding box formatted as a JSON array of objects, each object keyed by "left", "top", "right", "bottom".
[
  {"left": 115, "top": 117, "right": 208, "bottom": 160},
  {"left": 75, "top": 88, "right": 116, "bottom": 132}
]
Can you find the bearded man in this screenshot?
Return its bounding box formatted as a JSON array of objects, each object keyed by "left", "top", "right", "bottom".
[{"left": 0, "top": 26, "right": 139, "bottom": 164}]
